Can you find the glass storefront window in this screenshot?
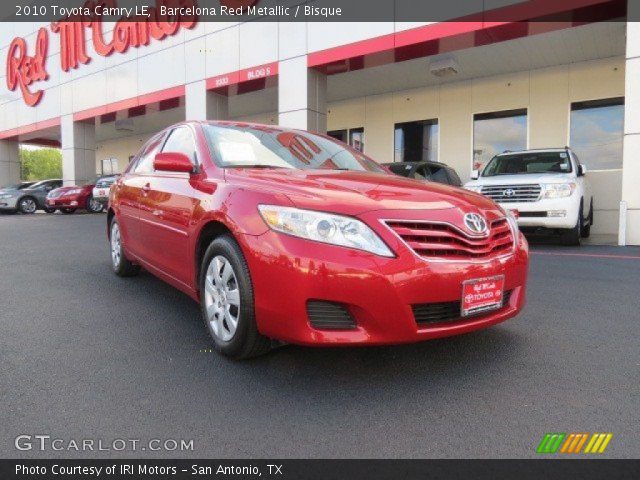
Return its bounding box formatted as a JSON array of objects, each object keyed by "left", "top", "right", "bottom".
[
  {"left": 473, "top": 109, "right": 527, "bottom": 171},
  {"left": 394, "top": 119, "right": 439, "bottom": 163},
  {"left": 327, "top": 128, "right": 365, "bottom": 152},
  {"left": 570, "top": 98, "right": 624, "bottom": 171}
]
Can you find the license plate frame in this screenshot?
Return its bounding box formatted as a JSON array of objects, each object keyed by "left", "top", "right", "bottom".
[{"left": 461, "top": 275, "right": 505, "bottom": 317}]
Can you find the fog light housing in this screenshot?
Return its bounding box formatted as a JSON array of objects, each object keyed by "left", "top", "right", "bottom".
[{"left": 547, "top": 210, "right": 566, "bottom": 218}]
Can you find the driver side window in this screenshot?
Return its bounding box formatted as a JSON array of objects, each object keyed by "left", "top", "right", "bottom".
[
  {"left": 162, "top": 127, "right": 197, "bottom": 164},
  {"left": 134, "top": 134, "right": 164, "bottom": 174}
]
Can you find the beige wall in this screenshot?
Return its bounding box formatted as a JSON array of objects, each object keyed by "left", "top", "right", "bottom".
[{"left": 328, "top": 56, "right": 625, "bottom": 236}]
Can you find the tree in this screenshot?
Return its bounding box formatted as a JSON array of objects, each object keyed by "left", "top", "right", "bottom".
[{"left": 20, "top": 148, "right": 62, "bottom": 181}]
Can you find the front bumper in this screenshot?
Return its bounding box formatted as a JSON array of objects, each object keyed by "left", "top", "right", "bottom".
[
  {"left": 499, "top": 196, "right": 580, "bottom": 229},
  {"left": 0, "top": 197, "right": 19, "bottom": 210},
  {"left": 47, "top": 196, "right": 82, "bottom": 209},
  {"left": 239, "top": 227, "right": 529, "bottom": 346}
]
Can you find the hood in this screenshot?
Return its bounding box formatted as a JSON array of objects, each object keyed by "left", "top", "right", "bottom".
[
  {"left": 49, "top": 185, "right": 91, "bottom": 196},
  {"left": 466, "top": 173, "right": 575, "bottom": 187},
  {"left": 226, "top": 168, "right": 500, "bottom": 216}
]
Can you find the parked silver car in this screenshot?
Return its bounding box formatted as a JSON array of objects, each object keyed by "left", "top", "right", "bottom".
[{"left": 0, "top": 179, "right": 62, "bottom": 214}]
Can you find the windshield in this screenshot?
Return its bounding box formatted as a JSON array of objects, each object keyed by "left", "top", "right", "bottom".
[
  {"left": 482, "top": 152, "right": 572, "bottom": 177},
  {"left": 203, "top": 124, "right": 385, "bottom": 173}
]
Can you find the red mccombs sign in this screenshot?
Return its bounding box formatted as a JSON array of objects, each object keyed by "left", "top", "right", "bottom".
[{"left": 5, "top": 0, "right": 258, "bottom": 107}]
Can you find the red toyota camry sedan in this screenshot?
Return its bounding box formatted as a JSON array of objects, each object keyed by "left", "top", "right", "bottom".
[{"left": 108, "top": 121, "right": 529, "bottom": 359}]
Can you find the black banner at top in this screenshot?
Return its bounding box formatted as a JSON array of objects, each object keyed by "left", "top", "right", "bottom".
[{"left": 1, "top": 0, "right": 630, "bottom": 23}]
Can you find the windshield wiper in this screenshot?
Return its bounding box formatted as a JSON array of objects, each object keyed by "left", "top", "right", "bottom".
[{"left": 225, "top": 165, "right": 290, "bottom": 169}]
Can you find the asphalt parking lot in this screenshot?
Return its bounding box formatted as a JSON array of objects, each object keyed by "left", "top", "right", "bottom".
[{"left": 1, "top": 212, "right": 639, "bottom": 459}]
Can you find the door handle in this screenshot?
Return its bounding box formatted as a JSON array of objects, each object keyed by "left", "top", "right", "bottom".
[{"left": 142, "top": 183, "right": 151, "bottom": 195}]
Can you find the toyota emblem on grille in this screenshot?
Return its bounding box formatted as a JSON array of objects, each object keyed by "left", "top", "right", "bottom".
[
  {"left": 503, "top": 188, "right": 516, "bottom": 197},
  {"left": 463, "top": 213, "right": 488, "bottom": 235}
]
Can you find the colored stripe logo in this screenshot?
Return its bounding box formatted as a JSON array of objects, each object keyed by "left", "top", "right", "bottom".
[{"left": 537, "top": 433, "right": 612, "bottom": 454}]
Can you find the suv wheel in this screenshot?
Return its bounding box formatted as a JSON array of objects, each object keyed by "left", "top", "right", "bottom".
[
  {"left": 581, "top": 200, "right": 593, "bottom": 238},
  {"left": 560, "top": 201, "right": 583, "bottom": 246},
  {"left": 18, "top": 197, "right": 37, "bottom": 214},
  {"left": 87, "top": 196, "right": 103, "bottom": 213},
  {"left": 199, "top": 235, "right": 271, "bottom": 359}
]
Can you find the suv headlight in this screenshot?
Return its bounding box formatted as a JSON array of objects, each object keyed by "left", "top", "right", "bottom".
[
  {"left": 541, "top": 183, "right": 575, "bottom": 199},
  {"left": 258, "top": 205, "right": 394, "bottom": 257}
]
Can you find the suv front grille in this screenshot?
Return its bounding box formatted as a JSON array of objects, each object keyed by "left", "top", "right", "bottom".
[
  {"left": 385, "top": 218, "right": 514, "bottom": 261},
  {"left": 481, "top": 184, "right": 541, "bottom": 203},
  {"left": 96, "top": 180, "right": 115, "bottom": 188},
  {"left": 413, "top": 290, "right": 513, "bottom": 325}
]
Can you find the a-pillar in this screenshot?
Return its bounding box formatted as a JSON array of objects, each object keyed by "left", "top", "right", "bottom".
[
  {"left": 61, "top": 115, "right": 96, "bottom": 186},
  {"left": 185, "top": 80, "right": 229, "bottom": 121},
  {"left": 0, "top": 139, "right": 20, "bottom": 187},
  {"left": 278, "top": 57, "right": 327, "bottom": 133},
  {"left": 622, "top": 14, "right": 640, "bottom": 245}
]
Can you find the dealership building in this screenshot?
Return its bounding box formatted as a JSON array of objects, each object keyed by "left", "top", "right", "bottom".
[{"left": 0, "top": 0, "right": 639, "bottom": 244}]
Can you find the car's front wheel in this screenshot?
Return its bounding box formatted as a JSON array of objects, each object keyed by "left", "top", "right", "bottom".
[
  {"left": 110, "top": 219, "right": 140, "bottom": 277},
  {"left": 199, "top": 235, "right": 271, "bottom": 359},
  {"left": 560, "top": 200, "right": 583, "bottom": 246},
  {"left": 18, "top": 197, "right": 37, "bottom": 214},
  {"left": 87, "top": 196, "right": 103, "bottom": 213}
]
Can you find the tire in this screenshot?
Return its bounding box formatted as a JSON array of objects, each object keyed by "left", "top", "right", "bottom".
[
  {"left": 199, "top": 235, "right": 271, "bottom": 359},
  {"left": 581, "top": 200, "right": 593, "bottom": 239},
  {"left": 560, "top": 201, "right": 583, "bottom": 246},
  {"left": 60, "top": 208, "right": 76, "bottom": 214},
  {"left": 109, "top": 218, "right": 140, "bottom": 277},
  {"left": 44, "top": 207, "right": 56, "bottom": 214},
  {"left": 86, "top": 196, "right": 103, "bottom": 213},
  {"left": 18, "top": 196, "right": 37, "bottom": 214}
]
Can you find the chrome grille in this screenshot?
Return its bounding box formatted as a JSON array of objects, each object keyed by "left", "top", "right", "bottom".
[
  {"left": 481, "top": 184, "right": 541, "bottom": 203},
  {"left": 385, "top": 218, "right": 514, "bottom": 261}
]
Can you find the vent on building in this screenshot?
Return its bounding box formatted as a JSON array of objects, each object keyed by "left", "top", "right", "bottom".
[
  {"left": 115, "top": 118, "right": 135, "bottom": 132},
  {"left": 429, "top": 55, "right": 459, "bottom": 77}
]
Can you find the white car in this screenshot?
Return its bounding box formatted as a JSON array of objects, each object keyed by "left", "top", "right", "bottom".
[
  {"left": 464, "top": 148, "right": 593, "bottom": 246},
  {"left": 92, "top": 174, "right": 119, "bottom": 211}
]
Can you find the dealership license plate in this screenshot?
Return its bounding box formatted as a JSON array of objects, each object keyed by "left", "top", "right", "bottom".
[{"left": 461, "top": 275, "right": 505, "bottom": 317}]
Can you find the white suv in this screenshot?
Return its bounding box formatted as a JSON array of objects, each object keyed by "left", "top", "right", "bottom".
[{"left": 464, "top": 148, "right": 593, "bottom": 246}]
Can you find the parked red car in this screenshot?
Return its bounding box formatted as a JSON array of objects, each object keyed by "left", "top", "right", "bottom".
[
  {"left": 47, "top": 184, "right": 103, "bottom": 214},
  {"left": 108, "top": 121, "right": 529, "bottom": 359}
]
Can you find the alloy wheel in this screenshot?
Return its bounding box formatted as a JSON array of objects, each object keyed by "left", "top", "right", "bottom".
[
  {"left": 20, "top": 198, "right": 37, "bottom": 214},
  {"left": 89, "top": 198, "right": 102, "bottom": 213},
  {"left": 203, "top": 255, "right": 241, "bottom": 342},
  {"left": 110, "top": 222, "right": 121, "bottom": 268}
]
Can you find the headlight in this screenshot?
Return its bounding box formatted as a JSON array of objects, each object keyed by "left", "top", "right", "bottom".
[
  {"left": 506, "top": 210, "right": 520, "bottom": 244},
  {"left": 0, "top": 193, "right": 13, "bottom": 199},
  {"left": 464, "top": 185, "right": 483, "bottom": 193},
  {"left": 258, "top": 205, "right": 394, "bottom": 257},
  {"left": 66, "top": 189, "right": 82, "bottom": 195},
  {"left": 541, "top": 183, "right": 575, "bottom": 199}
]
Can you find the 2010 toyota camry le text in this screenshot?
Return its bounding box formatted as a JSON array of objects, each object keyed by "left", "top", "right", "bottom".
[{"left": 107, "top": 121, "right": 529, "bottom": 359}]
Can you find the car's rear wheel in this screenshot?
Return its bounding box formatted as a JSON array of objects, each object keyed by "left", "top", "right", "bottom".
[
  {"left": 110, "top": 219, "right": 140, "bottom": 277},
  {"left": 60, "top": 208, "right": 76, "bottom": 214},
  {"left": 199, "top": 235, "right": 271, "bottom": 359},
  {"left": 18, "top": 197, "right": 37, "bottom": 214}
]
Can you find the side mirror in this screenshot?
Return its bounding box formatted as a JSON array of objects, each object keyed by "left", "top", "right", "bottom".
[
  {"left": 470, "top": 170, "right": 480, "bottom": 180},
  {"left": 153, "top": 152, "right": 193, "bottom": 173},
  {"left": 579, "top": 165, "right": 587, "bottom": 176}
]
